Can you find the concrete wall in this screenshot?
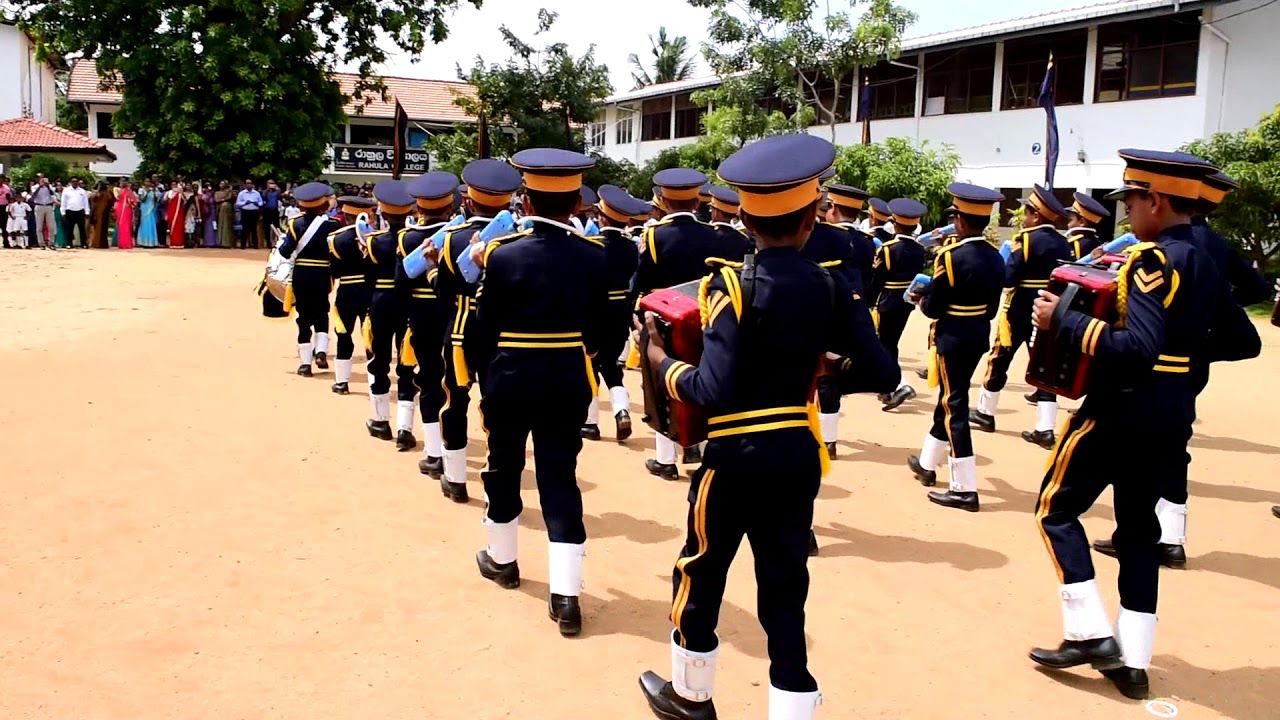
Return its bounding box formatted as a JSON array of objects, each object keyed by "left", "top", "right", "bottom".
[
  {"left": 85, "top": 104, "right": 141, "bottom": 176},
  {"left": 1204, "top": 0, "right": 1280, "bottom": 134},
  {"left": 0, "top": 24, "right": 56, "bottom": 123}
]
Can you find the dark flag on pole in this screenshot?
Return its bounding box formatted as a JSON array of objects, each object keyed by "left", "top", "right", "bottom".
[
  {"left": 392, "top": 98, "right": 408, "bottom": 179},
  {"left": 856, "top": 77, "right": 872, "bottom": 146},
  {"left": 477, "top": 112, "right": 491, "bottom": 159},
  {"left": 1038, "top": 53, "right": 1060, "bottom": 190}
]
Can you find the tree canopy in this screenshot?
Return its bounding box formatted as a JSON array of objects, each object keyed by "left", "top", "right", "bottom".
[
  {"left": 834, "top": 137, "right": 960, "bottom": 227},
  {"left": 689, "top": 0, "right": 914, "bottom": 143},
  {"left": 17, "top": 0, "right": 480, "bottom": 180},
  {"left": 1183, "top": 106, "right": 1280, "bottom": 273},
  {"left": 628, "top": 27, "right": 697, "bottom": 89}
]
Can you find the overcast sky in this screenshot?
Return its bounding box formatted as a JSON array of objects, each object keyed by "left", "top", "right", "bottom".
[{"left": 362, "top": 0, "right": 1098, "bottom": 89}]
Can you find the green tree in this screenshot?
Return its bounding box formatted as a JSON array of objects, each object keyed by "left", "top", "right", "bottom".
[
  {"left": 17, "top": 0, "right": 479, "bottom": 180},
  {"left": 689, "top": 0, "right": 914, "bottom": 143},
  {"left": 584, "top": 152, "right": 638, "bottom": 191},
  {"left": 454, "top": 9, "right": 612, "bottom": 156},
  {"left": 833, "top": 137, "right": 959, "bottom": 226},
  {"left": 1182, "top": 106, "right": 1280, "bottom": 272},
  {"left": 10, "top": 154, "right": 98, "bottom": 188},
  {"left": 628, "top": 27, "right": 698, "bottom": 89}
]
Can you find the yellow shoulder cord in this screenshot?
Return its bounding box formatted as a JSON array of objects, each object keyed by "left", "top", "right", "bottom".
[{"left": 697, "top": 274, "right": 713, "bottom": 327}]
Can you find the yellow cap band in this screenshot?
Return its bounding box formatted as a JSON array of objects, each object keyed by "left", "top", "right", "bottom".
[
  {"left": 340, "top": 203, "right": 369, "bottom": 217},
  {"left": 869, "top": 208, "right": 890, "bottom": 222},
  {"left": 299, "top": 196, "right": 331, "bottom": 210},
  {"left": 829, "top": 195, "right": 866, "bottom": 211},
  {"left": 953, "top": 197, "right": 995, "bottom": 216},
  {"left": 523, "top": 172, "right": 583, "bottom": 193},
  {"left": 1199, "top": 183, "right": 1228, "bottom": 205},
  {"left": 651, "top": 194, "right": 667, "bottom": 212},
  {"left": 1071, "top": 201, "right": 1103, "bottom": 224},
  {"left": 738, "top": 179, "right": 821, "bottom": 218},
  {"left": 892, "top": 212, "right": 922, "bottom": 225},
  {"left": 1123, "top": 168, "right": 1203, "bottom": 200},
  {"left": 659, "top": 186, "right": 701, "bottom": 201},
  {"left": 710, "top": 197, "right": 739, "bottom": 214},
  {"left": 1027, "top": 193, "right": 1063, "bottom": 221},
  {"left": 416, "top": 195, "right": 453, "bottom": 211},
  {"left": 379, "top": 201, "right": 415, "bottom": 216},
  {"left": 597, "top": 200, "right": 631, "bottom": 224},
  {"left": 467, "top": 187, "right": 513, "bottom": 206}
]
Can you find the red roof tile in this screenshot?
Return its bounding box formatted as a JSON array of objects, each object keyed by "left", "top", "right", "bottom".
[
  {"left": 0, "top": 117, "right": 116, "bottom": 158},
  {"left": 68, "top": 59, "right": 476, "bottom": 124}
]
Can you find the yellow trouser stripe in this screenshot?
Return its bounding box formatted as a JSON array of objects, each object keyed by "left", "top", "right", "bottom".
[
  {"left": 1035, "top": 418, "right": 1097, "bottom": 583},
  {"left": 671, "top": 469, "right": 716, "bottom": 645},
  {"left": 1157, "top": 354, "right": 1189, "bottom": 363},
  {"left": 1153, "top": 365, "right": 1190, "bottom": 373}
]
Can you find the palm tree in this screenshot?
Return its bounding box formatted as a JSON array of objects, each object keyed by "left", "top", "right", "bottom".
[{"left": 628, "top": 27, "right": 697, "bottom": 89}]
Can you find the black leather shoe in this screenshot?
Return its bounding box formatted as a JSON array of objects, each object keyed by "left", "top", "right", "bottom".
[
  {"left": 825, "top": 442, "right": 837, "bottom": 460},
  {"left": 646, "top": 459, "right": 678, "bottom": 480},
  {"left": 876, "top": 393, "right": 891, "bottom": 404},
  {"left": 916, "top": 367, "right": 929, "bottom": 380},
  {"left": 1093, "top": 539, "right": 1187, "bottom": 569},
  {"left": 682, "top": 445, "right": 702, "bottom": 464},
  {"left": 419, "top": 455, "right": 443, "bottom": 478},
  {"left": 366, "top": 420, "right": 392, "bottom": 440},
  {"left": 1029, "top": 637, "right": 1123, "bottom": 670},
  {"left": 476, "top": 550, "right": 520, "bottom": 589},
  {"left": 616, "top": 410, "right": 633, "bottom": 442},
  {"left": 907, "top": 455, "right": 938, "bottom": 487},
  {"left": 1024, "top": 391, "right": 1040, "bottom": 406},
  {"left": 1021, "top": 429, "right": 1056, "bottom": 449},
  {"left": 808, "top": 529, "right": 819, "bottom": 557},
  {"left": 440, "top": 475, "right": 469, "bottom": 503},
  {"left": 331, "top": 381, "right": 349, "bottom": 395},
  {"left": 548, "top": 594, "right": 582, "bottom": 637},
  {"left": 881, "top": 385, "right": 916, "bottom": 411},
  {"left": 580, "top": 423, "right": 602, "bottom": 441},
  {"left": 395, "top": 430, "right": 416, "bottom": 452},
  {"left": 313, "top": 352, "right": 329, "bottom": 370},
  {"left": 296, "top": 364, "right": 313, "bottom": 377},
  {"left": 1092, "top": 537, "right": 1118, "bottom": 558},
  {"left": 928, "top": 490, "right": 979, "bottom": 512},
  {"left": 1101, "top": 666, "right": 1150, "bottom": 699},
  {"left": 969, "top": 410, "right": 996, "bottom": 432},
  {"left": 1273, "top": 505, "right": 1280, "bottom": 519},
  {"left": 638, "top": 672, "right": 718, "bottom": 720}
]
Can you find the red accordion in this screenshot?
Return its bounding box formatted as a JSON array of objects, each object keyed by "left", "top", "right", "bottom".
[
  {"left": 638, "top": 280, "right": 708, "bottom": 446},
  {"left": 1026, "top": 263, "right": 1118, "bottom": 399}
]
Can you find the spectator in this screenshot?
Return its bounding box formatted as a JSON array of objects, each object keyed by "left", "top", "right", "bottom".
[
  {"left": 182, "top": 182, "right": 198, "bottom": 248},
  {"left": 215, "top": 180, "right": 236, "bottom": 248},
  {"left": 89, "top": 180, "right": 114, "bottom": 249},
  {"left": 114, "top": 180, "right": 137, "bottom": 249},
  {"left": 60, "top": 178, "right": 90, "bottom": 248},
  {"left": 136, "top": 179, "right": 160, "bottom": 248},
  {"left": 263, "top": 179, "right": 281, "bottom": 235},
  {"left": 7, "top": 191, "right": 30, "bottom": 248},
  {"left": 28, "top": 174, "right": 57, "bottom": 248},
  {"left": 53, "top": 180, "right": 68, "bottom": 248},
  {"left": 0, "top": 175, "right": 11, "bottom": 248},
  {"left": 164, "top": 181, "right": 187, "bottom": 248},
  {"left": 199, "top": 181, "right": 217, "bottom": 247},
  {"left": 235, "top": 178, "right": 263, "bottom": 249}
]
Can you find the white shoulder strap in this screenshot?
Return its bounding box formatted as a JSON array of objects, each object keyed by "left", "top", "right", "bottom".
[{"left": 287, "top": 215, "right": 328, "bottom": 260}]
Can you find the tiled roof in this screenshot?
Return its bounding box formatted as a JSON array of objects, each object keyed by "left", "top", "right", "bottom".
[
  {"left": 0, "top": 117, "right": 117, "bottom": 158},
  {"left": 68, "top": 60, "right": 476, "bottom": 124}
]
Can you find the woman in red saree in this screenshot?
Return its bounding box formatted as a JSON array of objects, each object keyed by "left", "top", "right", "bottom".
[
  {"left": 165, "top": 181, "right": 187, "bottom": 248},
  {"left": 115, "top": 181, "right": 138, "bottom": 249}
]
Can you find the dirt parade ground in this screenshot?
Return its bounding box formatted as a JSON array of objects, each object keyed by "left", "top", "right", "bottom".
[{"left": 1, "top": 248, "right": 1277, "bottom": 720}]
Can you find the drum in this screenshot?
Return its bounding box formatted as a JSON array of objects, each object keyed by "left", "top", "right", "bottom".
[
  {"left": 1026, "top": 263, "right": 1118, "bottom": 399},
  {"left": 263, "top": 242, "right": 293, "bottom": 302},
  {"left": 637, "top": 280, "right": 707, "bottom": 447}
]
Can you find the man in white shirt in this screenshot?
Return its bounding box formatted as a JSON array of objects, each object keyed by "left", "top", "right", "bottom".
[{"left": 60, "top": 178, "right": 90, "bottom": 248}]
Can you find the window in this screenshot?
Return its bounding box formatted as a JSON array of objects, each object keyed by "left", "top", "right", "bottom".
[
  {"left": 348, "top": 123, "right": 393, "bottom": 146},
  {"left": 673, "top": 93, "right": 705, "bottom": 138},
  {"left": 587, "top": 121, "right": 606, "bottom": 148},
  {"left": 1002, "top": 30, "right": 1087, "bottom": 109},
  {"left": 95, "top": 112, "right": 115, "bottom": 139},
  {"left": 923, "top": 44, "right": 996, "bottom": 115},
  {"left": 861, "top": 59, "right": 918, "bottom": 120},
  {"left": 407, "top": 128, "right": 429, "bottom": 149},
  {"left": 615, "top": 114, "right": 634, "bottom": 144},
  {"left": 333, "top": 124, "right": 348, "bottom": 144},
  {"left": 641, "top": 96, "right": 672, "bottom": 141},
  {"left": 804, "top": 71, "right": 854, "bottom": 125},
  {"left": 1096, "top": 12, "right": 1200, "bottom": 102}
]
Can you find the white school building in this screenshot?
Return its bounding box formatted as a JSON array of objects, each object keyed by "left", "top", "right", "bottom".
[{"left": 591, "top": 0, "right": 1280, "bottom": 226}]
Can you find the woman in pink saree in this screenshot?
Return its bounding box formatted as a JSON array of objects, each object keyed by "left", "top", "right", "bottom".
[
  {"left": 115, "top": 181, "right": 138, "bottom": 249},
  {"left": 165, "top": 181, "right": 187, "bottom": 248}
]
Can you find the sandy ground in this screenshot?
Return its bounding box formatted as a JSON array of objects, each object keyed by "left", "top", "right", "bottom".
[{"left": 1, "top": 248, "right": 1277, "bottom": 720}]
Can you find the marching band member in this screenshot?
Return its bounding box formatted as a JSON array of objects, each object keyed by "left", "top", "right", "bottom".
[
  {"left": 397, "top": 171, "right": 460, "bottom": 462},
  {"left": 363, "top": 180, "right": 418, "bottom": 443},
  {"left": 972, "top": 185, "right": 1072, "bottom": 448},
  {"left": 865, "top": 197, "right": 893, "bottom": 243},
  {"left": 277, "top": 182, "right": 341, "bottom": 376},
  {"left": 580, "top": 185, "right": 644, "bottom": 443},
  {"left": 472, "top": 148, "right": 609, "bottom": 638},
  {"left": 707, "top": 185, "right": 751, "bottom": 254},
  {"left": 696, "top": 183, "right": 713, "bottom": 222},
  {"left": 907, "top": 184, "right": 1006, "bottom": 511},
  {"left": 1028, "top": 150, "right": 1258, "bottom": 700},
  {"left": 1064, "top": 193, "right": 1110, "bottom": 259},
  {"left": 637, "top": 133, "right": 896, "bottom": 720},
  {"left": 326, "top": 195, "right": 376, "bottom": 394},
  {"left": 824, "top": 185, "right": 877, "bottom": 292},
  {"left": 434, "top": 159, "right": 523, "bottom": 501},
  {"left": 1189, "top": 171, "right": 1270, "bottom": 306},
  {"left": 637, "top": 168, "right": 749, "bottom": 480},
  {"left": 869, "top": 198, "right": 927, "bottom": 410}
]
